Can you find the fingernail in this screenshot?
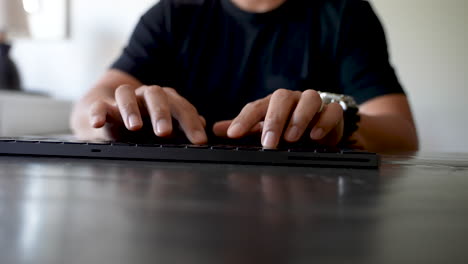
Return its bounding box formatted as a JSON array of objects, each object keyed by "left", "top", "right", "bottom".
[
  {"left": 286, "top": 126, "right": 300, "bottom": 141},
  {"left": 193, "top": 130, "right": 207, "bottom": 144},
  {"left": 91, "top": 116, "right": 103, "bottom": 127},
  {"left": 156, "top": 119, "right": 170, "bottom": 135},
  {"left": 262, "top": 131, "right": 277, "bottom": 149},
  {"left": 311, "top": 127, "right": 324, "bottom": 139},
  {"left": 128, "top": 114, "right": 141, "bottom": 129},
  {"left": 227, "top": 123, "right": 243, "bottom": 138}
]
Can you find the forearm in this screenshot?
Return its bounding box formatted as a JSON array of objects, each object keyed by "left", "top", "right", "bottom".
[{"left": 351, "top": 113, "right": 419, "bottom": 153}]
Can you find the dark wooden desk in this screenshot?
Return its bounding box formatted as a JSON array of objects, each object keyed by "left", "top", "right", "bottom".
[{"left": 0, "top": 154, "right": 467, "bottom": 264}]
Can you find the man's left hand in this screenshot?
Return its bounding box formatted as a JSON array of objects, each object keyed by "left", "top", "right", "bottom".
[{"left": 213, "top": 89, "right": 345, "bottom": 149}]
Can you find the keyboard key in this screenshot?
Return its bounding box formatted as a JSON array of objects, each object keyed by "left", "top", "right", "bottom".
[
  {"left": 237, "top": 146, "right": 263, "bottom": 151},
  {"left": 16, "top": 140, "right": 39, "bottom": 143},
  {"left": 161, "top": 144, "right": 187, "bottom": 148},
  {"left": 63, "top": 141, "right": 88, "bottom": 145},
  {"left": 210, "top": 145, "right": 237, "bottom": 150},
  {"left": 187, "top": 145, "right": 211, "bottom": 149},
  {"left": 316, "top": 148, "right": 342, "bottom": 153},
  {"left": 341, "top": 149, "right": 374, "bottom": 155},
  {"left": 289, "top": 148, "right": 315, "bottom": 153},
  {"left": 136, "top": 143, "right": 161, "bottom": 147},
  {"left": 88, "top": 142, "right": 112, "bottom": 146},
  {"left": 112, "top": 142, "right": 137, "bottom": 146},
  {"left": 39, "top": 140, "right": 64, "bottom": 144},
  {"left": 262, "top": 148, "right": 284, "bottom": 152}
]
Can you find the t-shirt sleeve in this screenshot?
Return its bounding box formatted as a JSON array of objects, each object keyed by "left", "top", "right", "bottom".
[
  {"left": 111, "top": 0, "right": 174, "bottom": 85},
  {"left": 337, "top": 0, "right": 405, "bottom": 105}
]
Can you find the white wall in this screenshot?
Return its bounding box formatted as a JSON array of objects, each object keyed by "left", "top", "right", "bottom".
[
  {"left": 372, "top": 0, "right": 468, "bottom": 152},
  {"left": 11, "top": 0, "right": 468, "bottom": 152},
  {"left": 12, "top": 0, "right": 156, "bottom": 99}
]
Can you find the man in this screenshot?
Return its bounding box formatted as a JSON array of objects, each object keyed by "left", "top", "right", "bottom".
[{"left": 71, "top": 0, "right": 419, "bottom": 152}]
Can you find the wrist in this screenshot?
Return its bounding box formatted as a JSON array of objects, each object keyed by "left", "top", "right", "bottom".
[{"left": 317, "top": 92, "right": 360, "bottom": 147}]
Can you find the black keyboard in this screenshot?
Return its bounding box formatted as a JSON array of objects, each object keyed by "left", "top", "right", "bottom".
[{"left": 0, "top": 137, "right": 380, "bottom": 168}]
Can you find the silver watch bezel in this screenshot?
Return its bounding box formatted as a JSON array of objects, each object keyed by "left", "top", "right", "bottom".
[{"left": 318, "top": 92, "right": 358, "bottom": 111}]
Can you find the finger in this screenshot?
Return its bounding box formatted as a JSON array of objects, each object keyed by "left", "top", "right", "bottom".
[
  {"left": 213, "top": 120, "right": 232, "bottom": 137},
  {"left": 310, "top": 102, "right": 343, "bottom": 140},
  {"left": 214, "top": 120, "right": 263, "bottom": 138},
  {"left": 284, "top": 89, "right": 322, "bottom": 142},
  {"left": 199, "top": 116, "right": 206, "bottom": 128},
  {"left": 89, "top": 100, "right": 121, "bottom": 128},
  {"left": 137, "top": 85, "right": 172, "bottom": 137},
  {"left": 251, "top": 121, "right": 264, "bottom": 134},
  {"left": 262, "top": 89, "right": 301, "bottom": 149},
  {"left": 89, "top": 101, "right": 108, "bottom": 128},
  {"left": 164, "top": 88, "right": 207, "bottom": 144},
  {"left": 115, "top": 85, "right": 143, "bottom": 131},
  {"left": 227, "top": 97, "right": 269, "bottom": 138}
]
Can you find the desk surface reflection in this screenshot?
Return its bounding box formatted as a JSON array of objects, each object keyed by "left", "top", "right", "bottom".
[{"left": 0, "top": 154, "right": 467, "bottom": 264}]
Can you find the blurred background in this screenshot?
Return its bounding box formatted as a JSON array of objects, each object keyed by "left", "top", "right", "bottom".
[{"left": 5, "top": 0, "right": 468, "bottom": 152}]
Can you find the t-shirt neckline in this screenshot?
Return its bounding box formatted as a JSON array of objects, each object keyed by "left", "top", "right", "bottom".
[{"left": 221, "top": 0, "right": 292, "bottom": 23}]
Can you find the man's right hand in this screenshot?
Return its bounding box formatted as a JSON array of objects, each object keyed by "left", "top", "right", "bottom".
[{"left": 76, "top": 84, "right": 207, "bottom": 144}]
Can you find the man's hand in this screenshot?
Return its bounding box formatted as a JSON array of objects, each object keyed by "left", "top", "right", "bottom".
[
  {"left": 86, "top": 85, "right": 207, "bottom": 144},
  {"left": 213, "top": 89, "right": 344, "bottom": 149}
]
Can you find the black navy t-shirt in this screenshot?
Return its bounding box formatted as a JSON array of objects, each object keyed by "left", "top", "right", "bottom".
[{"left": 112, "top": 0, "right": 404, "bottom": 125}]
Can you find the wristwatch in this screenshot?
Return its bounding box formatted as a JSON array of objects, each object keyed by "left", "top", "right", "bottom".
[{"left": 318, "top": 92, "right": 360, "bottom": 146}]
